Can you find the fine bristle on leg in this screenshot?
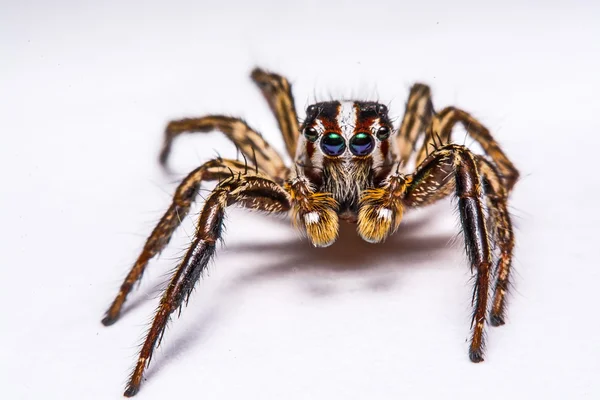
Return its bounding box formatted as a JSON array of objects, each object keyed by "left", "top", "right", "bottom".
[
  {"left": 477, "top": 157, "right": 515, "bottom": 327},
  {"left": 251, "top": 68, "right": 300, "bottom": 159},
  {"left": 159, "top": 115, "right": 288, "bottom": 181},
  {"left": 101, "top": 159, "right": 262, "bottom": 326},
  {"left": 405, "top": 145, "right": 493, "bottom": 362},
  {"left": 123, "top": 176, "right": 290, "bottom": 396}
]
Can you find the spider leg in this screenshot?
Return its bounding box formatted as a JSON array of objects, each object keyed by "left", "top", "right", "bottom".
[
  {"left": 356, "top": 173, "right": 411, "bottom": 243},
  {"left": 396, "top": 83, "right": 434, "bottom": 166},
  {"left": 285, "top": 175, "right": 339, "bottom": 247},
  {"left": 159, "top": 115, "right": 288, "bottom": 181},
  {"left": 477, "top": 157, "right": 514, "bottom": 326},
  {"left": 124, "top": 175, "right": 290, "bottom": 397},
  {"left": 251, "top": 68, "right": 300, "bottom": 159},
  {"left": 416, "top": 107, "right": 520, "bottom": 191},
  {"left": 404, "top": 144, "right": 493, "bottom": 362},
  {"left": 102, "top": 158, "right": 267, "bottom": 326}
]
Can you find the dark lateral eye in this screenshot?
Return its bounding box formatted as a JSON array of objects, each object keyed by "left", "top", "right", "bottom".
[
  {"left": 306, "top": 105, "right": 316, "bottom": 114},
  {"left": 349, "top": 132, "right": 375, "bottom": 156},
  {"left": 376, "top": 104, "right": 388, "bottom": 115},
  {"left": 304, "top": 127, "right": 319, "bottom": 142},
  {"left": 320, "top": 132, "right": 346, "bottom": 156},
  {"left": 376, "top": 126, "right": 391, "bottom": 140}
]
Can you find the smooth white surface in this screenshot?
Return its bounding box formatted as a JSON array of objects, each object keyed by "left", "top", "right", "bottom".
[{"left": 1, "top": 1, "right": 599, "bottom": 399}]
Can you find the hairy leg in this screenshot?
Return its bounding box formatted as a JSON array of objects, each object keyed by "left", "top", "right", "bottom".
[
  {"left": 102, "top": 159, "right": 266, "bottom": 326},
  {"left": 477, "top": 157, "right": 515, "bottom": 326},
  {"left": 416, "top": 107, "right": 519, "bottom": 191},
  {"left": 124, "top": 175, "right": 290, "bottom": 396},
  {"left": 159, "top": 115, "right": 288, "bottom": 181},
  {"left": 357, "top": 173, "right": 411, "bottom": 243},
  {"left": 396, "top": 83, "right": 434, "bottom": 166},
  {"left": 405, "top": 144, "right": 493, "bottom": 362},
  {"left": 285, "top": 175, "right": 339, "bottom": 247},
  {"left": 251, "top": 68, "right": 300, "bottom": 159}
]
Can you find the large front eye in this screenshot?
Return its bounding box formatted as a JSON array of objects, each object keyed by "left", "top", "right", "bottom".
[
  {"left": 304, "top": 127, "right": 318, "bottom": 142},
  {"left": 320, "top": 132, "right": 346, "bottom": 156},
  {"left": 349, "top": 132, "right": 375, "bottom": 156}
]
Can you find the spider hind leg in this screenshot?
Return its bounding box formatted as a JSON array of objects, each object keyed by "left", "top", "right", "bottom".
[
  {"left": 101, "top": 158, "right": 265, "bottom": 326},
  {"left": 124, "top": 175, "right": 290, "bottom": 396}
]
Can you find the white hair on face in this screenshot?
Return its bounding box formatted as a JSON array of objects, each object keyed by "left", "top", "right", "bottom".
[
  {"left": 369, "top": 118, "right": 381, "bottom": 132},
  {"left": 336, "top": 101, "right": 357, "bottom": 138},
  {"left": 313, "top": 118, "right": 325, "bottom": 134}
]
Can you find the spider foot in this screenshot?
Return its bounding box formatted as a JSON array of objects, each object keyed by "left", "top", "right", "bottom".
[
  {"left": 124, "top": 384, "right": 140, "bottom": 397},
  {"left": 469, "top": 349, "right": 485, "bottom": 363},
  {"left": 101, "top": 314, "right": 119, "bottom": 326},
  {"left": 101, "top": 302, "right": 123, "bottom": 326},
  {"left": 490, "top": 314, "right": 506, "bottom": 327}
]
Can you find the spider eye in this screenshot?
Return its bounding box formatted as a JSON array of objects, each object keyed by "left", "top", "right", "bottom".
[
  {"left": 304, "top": 127, "right": 319, "bottom": 142},
  {"left": 306, "top": 105, "right": 317, "bottom": 114},
  {"left": 376, "top": 126, "right": 391, "bottom": 140},
  {"left": 320, "top": 132, "right": 346, "bottom": 156},
  {"left": 349, "top": 132, "right": 374, "bottom": 156},
  {"left": 376, "top": 104, "right": 388, "bottom": 115}
]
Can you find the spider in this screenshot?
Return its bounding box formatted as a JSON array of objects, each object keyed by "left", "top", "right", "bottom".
[{"left": 102, "top": 68, "right": 519, "bottom": 397}]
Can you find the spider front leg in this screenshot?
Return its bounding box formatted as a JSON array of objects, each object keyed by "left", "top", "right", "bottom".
[
  {"left": 102, "top": 159, "right": 267, "bottom": 326},
  {"left": 405, "top": 145, "right": 494, "bottom": 362},
  {"left": 159, "top": 115, "right": 288, "bottom": 181},
  {"left": 124, "top": 175, "right": 290, "bottom": 397}
]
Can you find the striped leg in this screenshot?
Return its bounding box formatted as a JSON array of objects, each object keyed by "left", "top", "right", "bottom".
[
  {"left": 102, "top": 159, "right": 267, "bottom": 326},
  {"left": 404, "top": 145, "right": 493, "bottom": 362},
  {"left": 123, "top": 175, "right": 290, "bottom": 396},
  {"left": 477, "top": 157, "right": 515, "bottom": 326},
  {"left": 416, "top": 107, "right": 520, "bottom": 191},
  {"left": 251, "top": 68, "right": 300, "bottom": 159},
  {"left": 159, "top": 115, "right": 288, "bottom": 181},
  {"left": 396, "top": 83, "right": 434, "bottom": 166}
]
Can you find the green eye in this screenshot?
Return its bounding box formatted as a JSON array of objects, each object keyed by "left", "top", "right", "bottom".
[
  {"left": 320, "top": 132, "right": 346, "bottom": 156},
  {"left": 304, "top": 127, "right": 318, "bottom": 142},
  {"left": 349, "top": 132, "right": 374, "bottom": 156},
  {"left": 376, "top": 126, "right": 391, "bottom": 140}
]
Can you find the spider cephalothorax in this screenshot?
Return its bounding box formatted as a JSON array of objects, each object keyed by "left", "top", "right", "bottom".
[
  {"left": 103, "top": 68, "right": 519, "bottom": 397},
  {"left": 297, "top": 101, "right": 396, "bottom": 219}
]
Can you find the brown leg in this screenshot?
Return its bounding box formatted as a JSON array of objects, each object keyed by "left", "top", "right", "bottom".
[
  {"left": 477, "top": 157, "right": 515, "bottom": 326},
  {"left": 124, "top": 176, "right": 290, "bottom": 396},
  {"left": 404, "top": 145, "right": 493, "bottom": 362},
  {"left": 101, "top": 159, "right": 263, "bottom": 326},
  {"left": 285, "top": 175, "right": 339, "bottom": 248},
  {"left": 251, "top": 68, "right": 300, "bottom": 160},
  {"left": 356, "top": 173, "right": 411, "bottom": 243},
  {"left": 159, "top": 115, "right": 288, "bottom": 181},
  {"left": 416, "top": 107, "right": 520, "bottom": 192},
  {"left": 396, "top": 83, "right": 434, "bottom": 166}
]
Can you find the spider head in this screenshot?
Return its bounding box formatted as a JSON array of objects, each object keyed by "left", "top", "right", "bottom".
[
  {"left": 297, "top": 101, "right": 396, "bottom": 213},
  {"left": 300, "top": 101, "right": 393, "bottom": 160}
]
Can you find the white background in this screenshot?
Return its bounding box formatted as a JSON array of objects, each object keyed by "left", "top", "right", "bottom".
[{"left": 1, "top": 1, "right": 599, "bottom": 399}]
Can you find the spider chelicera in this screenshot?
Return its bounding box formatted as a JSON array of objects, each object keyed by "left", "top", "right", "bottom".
[{"left": 102, "top": 68, "right": 519, "bottom": 396}]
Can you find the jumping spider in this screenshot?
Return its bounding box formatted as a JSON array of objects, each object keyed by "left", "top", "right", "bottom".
[{"left": 102, "top": 68, "right": 519, "bottom": 396}]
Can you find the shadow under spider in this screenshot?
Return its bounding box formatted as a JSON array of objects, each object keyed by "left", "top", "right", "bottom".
[
  {"left": 142, "top": 204, "right": 459, "bottom": 383},
  {"left": 229, "top": 216, "right": 455, "bottom": 294}
]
